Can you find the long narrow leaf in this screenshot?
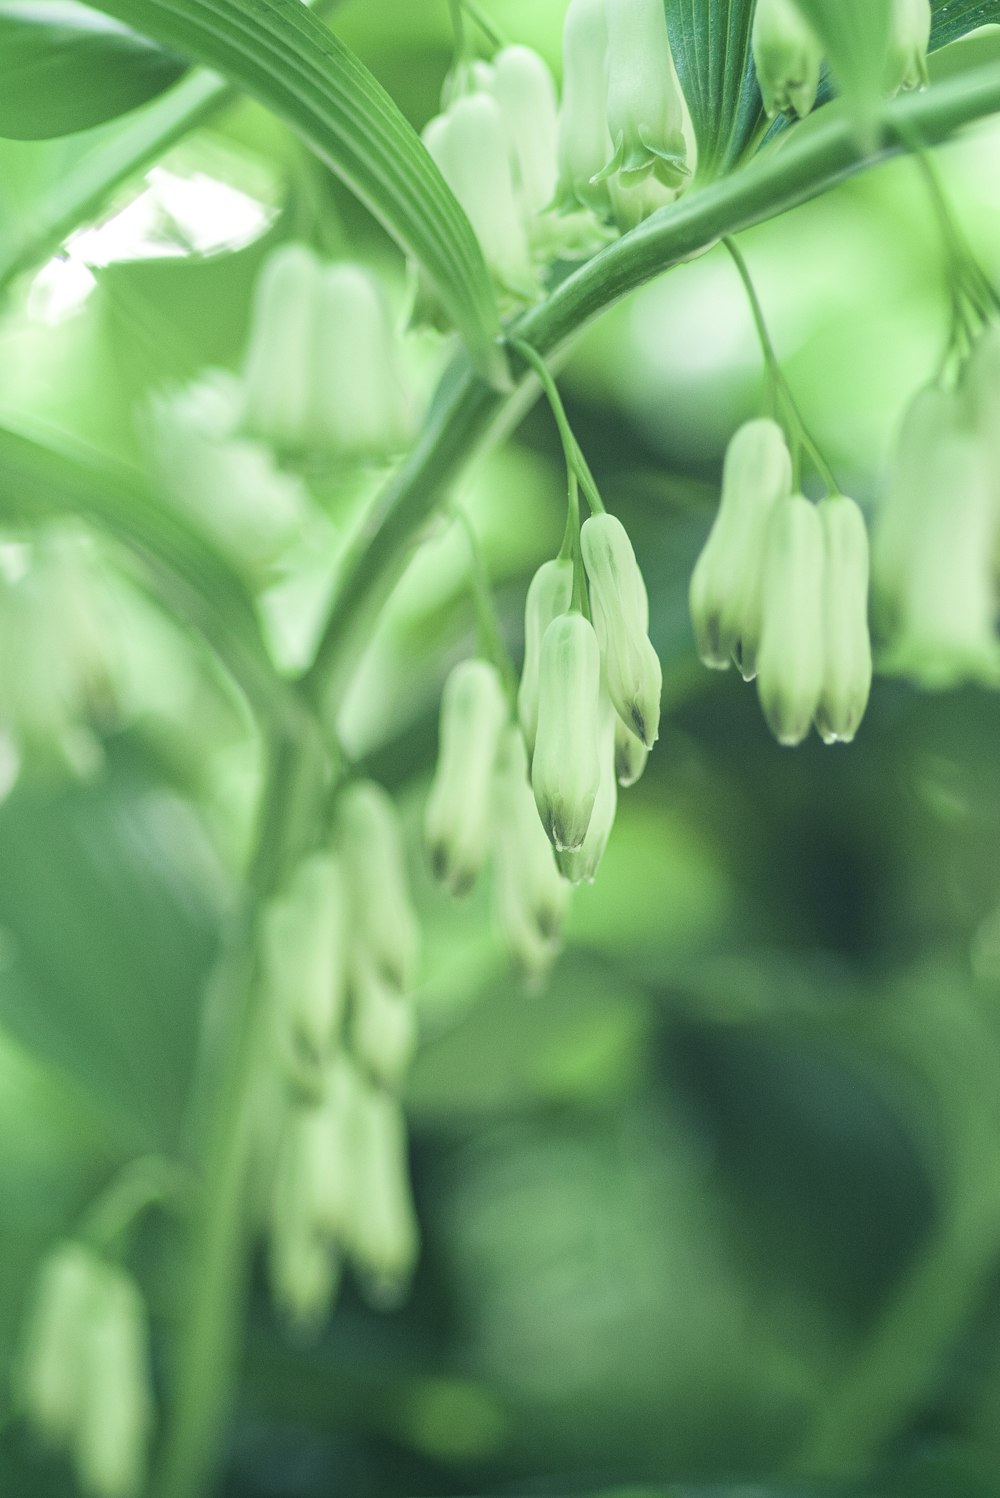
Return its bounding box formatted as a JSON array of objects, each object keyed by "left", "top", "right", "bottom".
[
  {"left": 0, "top": 1, "right": 187, "bottom": 140},
  {"left": 84, "top": 0, "right": 506, "bottom": 384}
]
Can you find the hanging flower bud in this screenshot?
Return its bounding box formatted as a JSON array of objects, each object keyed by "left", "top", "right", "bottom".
[
  {"left": 557, "top": 695, "right": 618, "bottom": 885},
  {"left": 349, "top": 949, "right": 417, "bottom": 1089},
  {"left": 346, "top": 1081, "right": 419, "bottom": 1305},
  {"left": 517, "top": 557, "right": 575, "bottom": 755},
  {"left": 555, "top": 0, "right": 614, "bottom": 215},
  {"left": 423, "top": 95, "right": 537, "bottom": 299},
  {"left": 887, "top": 0, "right": 931, "bottom": 92},
  {"left": 614, "top": 716, "right": 649, "bottom": 786},
  {"left": 309, "top": 263, "right": 412, "bottom": 460},
  {"left": 871, "top": 385, "right": 959, "bottom": 629},
  {"left": 689, "top": 417, "right": 792, "bottom": 678},
  {"left": 262, "top": 853, "right": 348, "bottom": 1070},
  {"left": 242, "top": 242, "right": 320, "bottom": 450},
  {"left": 488, "top": 47, "right": 559, "bottom": 218},
  {"left": 492, "top": 725, "right": 570, "bottom": 978},
  {"left": 73, "top": 1266, "right": 153, "bottom": 1498},
  {"left": 581, "top": 512, "right": 662, "bottom": 747},
  {"left": 18, "top": 1241, "right": 98, "bottom": 1446},
  {"left": 425, "top": 658, "right": 508, "bottom": 896},
  {"left": 965, "top": 327, "right": 1000, "bottom": 555},
  {"left": 883, "top": 428, "right": 1000, "bottom": 688},
  {"left": 532, "top": 612, "right": 603, "bottom": 851},
  {"left": 601, "top": 0, "right": 696, "bottom": 189},
  {"left": 268, "top": 1101, "right": 343, "bottom": 1332},
  {"left": 751, "top": 0, "right": 823, "bottom": 119},
  {"left": 815, "top": 494, "right": 872, "bottom": 744},
  {"left": 336, "top": 781, "right": 420, "bottom": 991},
  {"left": 755, "top": 494, "right": 826, "bottom": 746}
]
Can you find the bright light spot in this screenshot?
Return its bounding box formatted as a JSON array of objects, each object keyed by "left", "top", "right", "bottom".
[{"left": 28, "top": 256, "right": 98, "bottom": 324}]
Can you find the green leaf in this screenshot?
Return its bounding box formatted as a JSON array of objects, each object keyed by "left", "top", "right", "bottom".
[
  {"left": 0, "top": 1, "right": 187, "bottom": 140},
  {"left": 0, "top": 423, "right": 285, "bottom": 720},
  {"left": 0, "top": 741, "right": 223, "bottom": 1147},
  {"left": 666, "top": 0, "right": 760, "bottom": 179},
  {"left": 83, "top": 0, "right": 505, "bottom": 385}
]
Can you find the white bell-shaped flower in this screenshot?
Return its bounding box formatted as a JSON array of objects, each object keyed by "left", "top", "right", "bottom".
[
  {"left": 492, "top": 725, "right": 570, "bottom": 979},
  {"left": 73, "top": 1266, "right": 154, "bottom": 1498},
  {"left": 517, "top": 557, "right": 575, "bottom": 755},
  {"left": 424, "top": 658, "right": 508, "bottom": 895},
  {"left": 336, "top": 781, "right": 420, "bottom": 992},
  {"left": 581, "top": 512, "right": 662, "bottom": 747},
  {"left": 689, "top": 417, "right": 792, "bottom": 678},
  {"left": 755, "top": 494, "right": 826, "bottom": 745},
  {"left": 556, "top": 693, "right": 618, "bottom": 885},
  {"left": 815, "top": 494, "right": 873, "bottom": 744},
  {"left": 531, "top": 611, "right": 603, "bottom": 850},
  {"left": 601, "top": 0, "right": 696, "bottom": 189},
  {"left": 555, "top": 0, "right": 614, "bottom": 215}
]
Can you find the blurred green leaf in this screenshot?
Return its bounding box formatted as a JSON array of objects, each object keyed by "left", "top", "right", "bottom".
[
  {"left": 0, "top": 742, "right": 223, "bottom": 1147},
  {"left": 84, "top": 0, "right": 505, "bottom": 383},
  {"left": 0, "top": 1, "right": 186, "bottom": 140}
]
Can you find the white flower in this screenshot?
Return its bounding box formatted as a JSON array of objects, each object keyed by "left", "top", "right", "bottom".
[
  {"left": 755, "top": 494, "right": 826, "bottom": 745},
  {"left": 532, "top": 612, "right": 603, "bottom": 850}
]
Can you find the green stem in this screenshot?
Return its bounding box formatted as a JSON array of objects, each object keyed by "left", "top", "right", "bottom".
[
  {"left": 452, "top": 505, "right": 517, "bottom": 693},
  {"left": 459, "top": 0, "right": 506, "bottom": 50},
  {"left": 79, "top": 1157, "right": 192, "bottom": 1254},
  {"left": 155, "top": 720, "right": 328, "bottom": 1498},
  {"left": 508, "top": 338, "right": 605, "bottom": 514},
  {"left": 723, "top": 235, "right": 840, "bottom": 495}
]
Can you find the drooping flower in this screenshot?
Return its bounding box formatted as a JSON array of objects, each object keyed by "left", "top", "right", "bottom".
[
  {"left": 752, "top": 0, "right": 823, "bottom": 119},
  {"left": 424, "top": 658, "right": 508, "bottom": 895},
  {"left": 581, "top": 512, "right": 662, "bottom": 748},
  {"left": 755, "top": 494, "right": 826, "bottom": 745},
  {"left": 262, "top": 852, "right": 348, "bottom": 1071},
  {"left": 689, "top": 417, "right": 792, "bottom": 677},
  {"left": 556, "top": 693, "right": 618, "bottom": 885},
  {"left": 492, "top": 724, "right": 569, "bottom": 979},
  {"left": 554, "top": 0, "right": 614, "bottom": 215},
  {"left": 517, "top": 557, "right": 575, "bottom": 755},
  {"left": 600, "top": 0, "right": 696, "bottom": 189},
  {"left": 815, "top": 494, "right": 873, "bottom": 744},
  {"left": 532, "top": 611, "right": 603, "bottom": 850},
  {"left": 72, "top": 1266, "right": 154, "bottom": 1498},
  {"left": 336, "top": 781, "right": 420, "bottom": 991}
]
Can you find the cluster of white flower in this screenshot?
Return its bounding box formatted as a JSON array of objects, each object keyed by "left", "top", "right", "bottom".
[
  {"left": 422, "top": 0, "right": 698, "bottom": 307},
  {"left": 19, "top": 1242, "right": 153, "bottom": 1498},
  {"left": 424, "top": 511, "right": 660, "bottom": 977},
  {"left": 690, "top": 419, "right": 872, "bottom": 747},
  {"left": 752, "top": 0, "right": 931, "bottom": 121},
  {"left": 258, "top": 780, "right": 420, "bottom": 1332}
]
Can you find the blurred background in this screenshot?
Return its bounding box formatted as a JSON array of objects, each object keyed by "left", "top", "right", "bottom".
[{"left": 1, "top": 2, "right": 1000, "bottom": 1495}]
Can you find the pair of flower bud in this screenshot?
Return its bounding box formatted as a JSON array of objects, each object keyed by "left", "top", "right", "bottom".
[
  {"left": 423, "top": 658, "right": 570, "bottom": 978},
  {"left": 752, "top": 0, "right": 931, "bottom": 123},
  {"left": 19, "top": 1242, "right": 153, "bottom": 1498},
  {"left": 264, "top": 780, "right": 419, "bottom": 1096},
  {"left": 268, "top": 1055, "right": 419, "bottom": 1331},
  {"left": 524, "top": 514, "right": 660, "bottom": 874},
  {"left": 872, "top": 366, "right": 1000, "bottom": 688},
  {"left": 555, "top": 0, "right": 697, "bottom": 230},
  {"left": 690, "top": 419, "right": 872, "bottom": 744},
  {"left": 423, "top": 47, "right": 558, "bottom": 302},
  {"left": 242, "top": 243, "right": 412, "bottom": 460}
]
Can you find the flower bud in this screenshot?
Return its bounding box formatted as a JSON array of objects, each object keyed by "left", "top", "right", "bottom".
[
  {"left": 346, "top": 1081, "right": 419, "bottom": 1304},
  {"left": 19, "top": 1241, "right": 97, "bottom": 1445},
  {"left": 689, "top": 417, "right": 792, "bottom": 677},
  {"left": 614, "top": 716, "right": 649, "bottom": 786},
  {"left": 336, "top": 781, "right": 420, "bottom": 991},
  {"left": 517, "top": 557, "right": 575, "bottom": 754},
  {"left": 489, "top": 46, "right": 559, "bottom": 218},
  {"left": 268, "top": 1106, "right": 342, "bottom": 1332},
  {"left": 884, "top": 429, "right": 1000, "bottom": 688},
  {"left": 581, "top": 512, "right": 662, "bottom": 747},
  {"left": 555, "top": 0, "right": 614, "bottom": 215},
  {"left": 73, "top": 1266, "right": 153, "bottom": 1498},
  {"left": 309, "top": 263, "right": 412, "bottom": 460},
  {"left": 601, "top": 0, "right": 696, "bottom": 189},
  {"left": 752, "top": 0, "right": 823, "bottom": 119},
  {"left": 349, "top": 950, "right": 417, "bottom": 1089},
  {"left": 423, "top": 95, "right": 537, "bottom": 299},
  {"left": 557, "top": 694, "right": 618, "bottom": 885},
  {"left": 242, "top": 243, "right": 320, "bottom": 450},
  {"left": 532, "top": 612, "right": 603, "bottom": 851},
  {"left": 425, "top": 658, "right": 508, "bottom": 895},
  {"left": 965, "top": 326, "right": 1000, "bottom": 554},
  {"left": 755, "top": 495, "right": 826, "bottom": 746},
  {"left": 815, "top": 494, "right": 872, "bottom": 744},
  {"left": 262, "top": 852, "right": 348, "bottom": 1069},
  {"left": 492, "top": 725, "right": 569, "bottom": 976},
  {"left": 887, "top": 0, "right": 931, "bottom": 92},
  {"left": 871, "top": 385, "right": 959, "bottom": 628}
]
